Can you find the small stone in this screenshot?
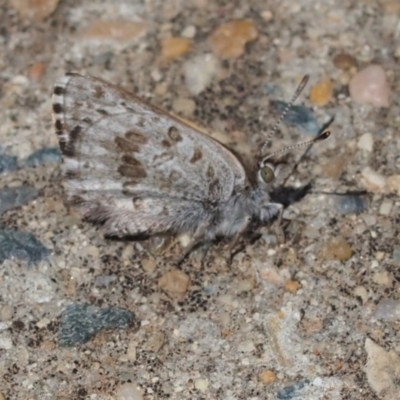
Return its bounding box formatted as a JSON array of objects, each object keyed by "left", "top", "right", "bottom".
[
  {"left": 210, "top": 19, "right": 258, "bottom": 59},
  {"left": 333, "top": 53, "right": 357, "bottom": 70},
  {"left": 357, "top": 132, "right": 374, "bottom": 152},
  {"left": 270, "top": 101, "right": 320, "bottom": 135},
  {"left": 29, "top": 62, "right": 47, "bottom": 81},
  {"left": 373, "top": 271, "right": 392, "bottom": 286},
  {"left": 349, "top": 65, "right": 390, "bottom": 108},
  {"left": 172, "top": 97, "right": 196, "bottom": 117},
  {"left": 238, "top": 339, "right": 256, "bottom": 353},
  {"left": 379, "top": 199, "right": 393, "bottom": 216},
  {"left": 79, "top": 20, "right": 147, "bottom": 44},
  {"left": 0, "top": 150, "right": 18, "bottom": 174},
  {"left": 36, "top": 317, "right": 50, "bottom": 329},
  {"left": 184, "top": 53, "right": 219, "bottom": 95},
  {"left": 142, "top": 258, "right": 157, "bottom": 274},
  {"left": 0, "top": 305, "right": 14, "bottom": 321},
  {"left": 126, "top": 341, "right": 137, "bottom": 361},
  {"left": 143, "top": 331, "right": 165, "bottom": 353},
  {"left": 0, "top": 228, "right": 49, "bottom": 264},
  {"left": 58, "top": 303, "right": 137, "bottom": 347},
  {"left": 321, "top": 155, "right": 347, "bottom": 180},
  {"left": 354, "top": 286, "right": 368, "bottom": 304},
  {"left": 261, "top": 10, "right": 273, "bottom": 21},
  {"left": 387, "top": 175, "right": 400, "bottom": 196},
  {"left": 158, "top": 270, "right": 190, "bottom": 300},
  {"left": 285, "top": 280, "right": 301, "bottom": 293},
  {"left": 361, "top": 167, "right": 386, "bottom": 193},
  {"left": 0, "top": 333, "right": 13, "bottom": 350},
  {"left": 0, "top": 185, "right": 39, "bottom": 215},
  {"left": 335, "top": 195, "right": 368, "bottom": 215},
  {"left": 392, "top": 247, "right": 400, "bottom": 264},
  {"left": 11, "top": 0, "right": 59, "bottom": 22},
  {"left": 321, "top": 236, "right": 353, "bottom": 261},
  {"left": 161, "top": 37, "right": 191, "bottom": 61},
  {"left": 277, "top": 381, "right": 310, "bottom": 399},
  {"left": 259, "top": 370, "right": 277, "bottom": 384},
  {"left": 310, "top": 77, "right": 334, "bottom": 106},
  {"left": 116, "top": 383, "right": 143, "bottom": 400},
  {"left": 25, "top": 147, "right": 61, "bottom": 167},
  {"left": 194, "top": 378, "right": 209, "bottom": 393},
  {"left": 374, "top": 299, "right": 400, "bottom": 321},
  {"left": 181, "top": 25, "right": 196, "bottom": 39},
  {"left": 365, "top": 338, "right": 400, "bottom": 399}
]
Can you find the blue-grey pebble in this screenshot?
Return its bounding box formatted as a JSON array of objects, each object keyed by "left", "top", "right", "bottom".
[
  {"left": 277, "top": 380, "right": 310, "bottom": 400},
  {"left": 270, "top": 100, "right": 321, "bottom": 135},
  {"left": 0, "top": 228, "right": 50, "bottom": 264},
  {"left": 0, "top": 185, "right": 39, "bottom": 215},
  {"left": 58, "top": 303, "right": 137, "bottom": 347},
  {"left": 0, "top": 151, "right": 18, "bottom": 174},
  {"left": 335, "top": 195, "right": 368, "bottom": 215},
  {"left": 25, "top": 147, "right": 62, "bottom": 167}
]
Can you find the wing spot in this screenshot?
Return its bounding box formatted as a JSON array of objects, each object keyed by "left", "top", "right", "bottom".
[
  {"left": 97, "top": 109, "right": 109, "bottom": 115},
  {"left": 115, "top": 137, "right": 140, "bottom": 153},
  {"left": 83, "top": 117, "right": 92, "bottom": 124},
  {"left": 207, "top": 165, "right": 215, "bottom": 179},
  {"left": 125, "top": 130, "right": 148, "bottom": 145},
  {"left": 53, "top": 103, "right": 63, "bottom": 114},
  {"left": 118, "top": 157, "right": 147, "bottom": 180},
  {"left": 190, "top": 148, "right": 203, "bottom": 163},
  {"left": 55, "top": 119, "right": 63, "bottom": 132},
  {"left": 168, "top": 126, "right": 182, "bottom": 143},
  {"left": 94, "top": 85, "right": 105, "bottom": 98},
  {"left": 53, "top": 86, "right": 65, "bottom": 95},
  {"left": 161, "top": 139, "right": 171, "bottom": 148},
  {"left": 168, "top": 170, "right": 181, "bottom": 182}
]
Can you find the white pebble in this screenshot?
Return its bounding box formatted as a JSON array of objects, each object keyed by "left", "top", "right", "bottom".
[
  {"left": 361, "top": 167, "right": 386, "bottom": 193},
  {"left": 379, "top": 200, "right": 393, "bottom": 216},
  {"left": 116, "top": 383, "right": 143, "bottom": 400},
  {"left": 0, "top": 334, "right": 13, "bottom": 350},
  {"left": 357, "top": 132, "right": 374, "bottom": 152},
  {"left": 194, "top": 378, "right": 209, "bottom": 392},
  {"left": 184, "top": 53, "right": 219, "bottom": 95},
  {"left": 238, "top": 339, "right": 256, "bottom": 353},
  {"left": 181, "top": 25, "right": 196, "bottom": 38}
]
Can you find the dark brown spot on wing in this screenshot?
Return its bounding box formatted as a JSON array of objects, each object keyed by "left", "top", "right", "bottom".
[
  {"left": 70, "top": 125, "right": 82, "bottom": 142},
  {"left": 97, "top": 109, "right": 109, "bottom": 116},
  {"left": 169, "top": 170, "right": 181, "bottom": 182},
  {"left": 125, "top": 130, "right": 148, "bottom": 144},
  {"left": 118, "top": 155, "right": 147, "bottom": 180},
  {"left": 207, "top": 165, "right": 215, "bottom": 179},
  {"left": 94, "top": 85, "right": 105, "bottom": 98},
  {"left": 60, "top": 125, "right": 82, "bottom": 156},
  {"left": 190, "top": 148, "right": 203, "bottom": 163},
  {"left": 161, "top": 139, "right": 171, "bottom": 148},
  {"left": 115, "top": 137, "right": 140, "bottom": 153},
  {"left": 53, "top": 103, "right": 63, "bottom": 114},
  {"left": 54, "top": 86, "right": 65, "bottom": 95},
  {"left": 55, "top": 119, "right": 63, "bottom": 133},
  {"left": 168, "top": 126, "right": 182, "bottom": 143}
]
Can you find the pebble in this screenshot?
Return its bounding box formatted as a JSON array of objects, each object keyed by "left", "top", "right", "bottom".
[
  {"left": 333, "top": 53, "right": 357, "bottom": 70},
  {"left": 321, "top": 236, "right": 353, "bottom": 261},
  {"left": 10, "top": 0, "right": 59, "bottom": 22},
  {"left": 29, "top": 62, "right": 47, "bottom": 81},
  {"left": 321, "top": 155, "right": 347, "bottom": 180},
  {"left": 24, "top": 147, "right": 61, "bottom": 167},
  {"left": 335, "top": 195, "right": 368, "bottom": 215},
  {"left": 183, "top": 54, "right": 219, "bottom": 95},
  {"left": 285, "top": 280, "right": 301, "bottom": 293},
  {"left": 259, "top": 370, "right": 277, "bottom": 384},
  {"left": 0, "top": 228, "right": 50, "bottom": 264},
  {"left": 0, "top": 333, "right": 13, "bottom": 350},
  {"left": 161, "top": 37, "right": 191, "bottom": 61},
  {"left": 387, "top": 175, "right": 400, "bottom": 196},
  {"left": 158, "top": 270, "right": 190, "bottom": 300},
  {"left": 361, "top": 167, "right": 386, "bottom": 193},
  {"left": 372, "top": 271, "right": 392, "bottom": 286},
  {"left": 116, "top": 383, "right": 143, "bottom": 400},
  {"left": 142, "top": 257, "right": 157, "bottom": 274},
  {"left": 365, "top": 338, "right": 400, "bottom": 399},
  {"left": 349, "top": 65, "right": 390, "bottom": 108},
  {"left": 194, "top": 378, "right": 209, "bottom": 393},
  {"left": 79, "top": 20, "right": 147, "bottom": 44},
  {"left": 0, "top": 149, "right": 18, "bottom": 174},
  {"left": 172, "top": 97, "right": 196, "bottom": 117},
  {"left": 310, "top": 77, "right": 334, "bottom": 106},
  {"left": 392, "top": 246, "right": 400, "bottom": 264},
  {"left": 270, "top": 101, "right": 320, "bottom": 135},
  {"left": 0, "top": 305, "right": 14, "bottom": 321},
  {"left": 277, "top": 380, "right": 310, "bottom": 400},
  {"left": 374, "top": 299, "right": 400, "bottom": 321},
  {"left": 0, "top": 185, "right": 39, "bottom": 215},
  {"left": 181, "top": 25, "right": 196, "bottom": 39},
  {"left": 379, "top": 199, "right": 393, "bottom": 216},
  {"left": 238, "top": 339, "right": 256, "bottom": 353},
  {"left": 210, "top": 19, "right": 258, "bottom": 59},
  {"left": 357, "top": 132, "right": 374, "bottom": 152},
  {"left": 58, "top": 303, "right": 137, "bottom": 347}
]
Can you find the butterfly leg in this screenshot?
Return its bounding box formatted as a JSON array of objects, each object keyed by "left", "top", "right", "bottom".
[
  {"left": 272, "top": 203, "right": 285, "bottom": 243},
  {"left": 225, "top": 216, "right": 252, "bottom": 263}
]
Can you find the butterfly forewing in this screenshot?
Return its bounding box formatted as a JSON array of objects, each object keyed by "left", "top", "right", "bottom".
[{"left": 52, "top": 73, "right": 248, "bottom": 236}]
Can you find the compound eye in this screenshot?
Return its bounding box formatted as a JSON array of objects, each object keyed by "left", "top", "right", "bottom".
[{"left": 260, "top": 165, "right": 275, "bottom": 183}]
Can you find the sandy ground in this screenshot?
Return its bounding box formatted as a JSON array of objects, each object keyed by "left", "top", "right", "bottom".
[{"left": 1, "top": 0, "right": 400, "bottom": 399}]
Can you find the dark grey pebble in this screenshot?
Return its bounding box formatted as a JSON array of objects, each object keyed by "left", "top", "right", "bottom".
[
  {"left": 335, "top": 195, "right": 368, "bottom": 215},
  {"left": 24, "top": 147, "right": 62, "bottom": 167},
  {"left": 0, "top": 150, "right": 18, "bottom": 174},
  {"left": 0, "top": 185, "right": 39, "bottom": 215},
  {"left": 58, "top": 303, "right": 137, "bottom": 347},
  {"left": 277, "top": 380, "right": 310, "bottom": 400},
  {"left": 270, "top": 100, "right": 321, "bottom": 135},
  {"left": 0, "top": 228, "right": 50, "bottom": 264}
]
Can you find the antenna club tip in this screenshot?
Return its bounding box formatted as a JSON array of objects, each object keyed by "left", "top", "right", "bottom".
[{"left": 315, "top": 130, "right": 331, "bottom": 142}]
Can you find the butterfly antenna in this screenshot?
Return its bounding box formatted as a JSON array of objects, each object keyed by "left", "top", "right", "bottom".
[
  {"left": 261, "top": 130, "right": 331, "bottom": 162},
  {"left": 260, "top": 75, "right": 310, "bottom": 156}
]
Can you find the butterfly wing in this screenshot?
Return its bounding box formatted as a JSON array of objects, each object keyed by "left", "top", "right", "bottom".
[{"left": 52, "top": 73, "right": 248, "bottom": 236}]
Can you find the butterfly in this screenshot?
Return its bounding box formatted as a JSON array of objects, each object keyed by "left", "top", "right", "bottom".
[{"left": 52, "top": 73, "right": 329, "bottom": 260}]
